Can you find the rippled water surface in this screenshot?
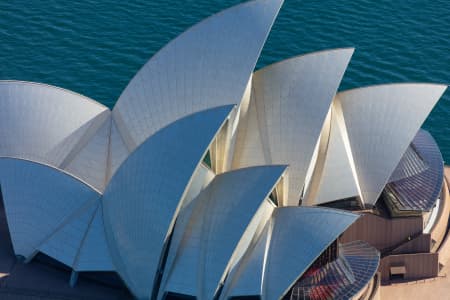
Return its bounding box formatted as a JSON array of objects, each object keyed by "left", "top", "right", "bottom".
[{"left": 1, "top": 0, "right": 449, "bottom": 158}]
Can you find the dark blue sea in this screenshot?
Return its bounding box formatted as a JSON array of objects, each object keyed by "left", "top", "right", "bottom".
[{"left": 1, "top": 0, "right": 449, "bottom": 159}]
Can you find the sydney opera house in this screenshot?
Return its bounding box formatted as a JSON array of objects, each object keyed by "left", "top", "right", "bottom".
[{"left": 0, "top": 0, "right": 448, "bottom": 299}]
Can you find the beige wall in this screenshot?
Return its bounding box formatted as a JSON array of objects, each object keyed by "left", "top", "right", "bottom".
[
  {"left": 390, "top": 234, "right": 431, "bottom": 255},
  {"left": 379, "top": 253, "right": 439, "bottom": 283},
  {"left": 430, "top": 180, "right": 450, "bottom": 252},
  {"left": 341, "top": 213, "right": 423, "bottom": 251}
]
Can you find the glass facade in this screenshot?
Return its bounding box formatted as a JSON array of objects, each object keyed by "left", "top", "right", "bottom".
[
  {"left": 383, "top": 129, "right": 444, "bottom": 213},
  {"left": 285, "top": 241, "right": 379, "bottom": 300}
]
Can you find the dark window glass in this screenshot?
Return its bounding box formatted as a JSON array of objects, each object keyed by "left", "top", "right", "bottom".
[
  {"left": 202, "top": 150, "right": 212, "bottom": 169},
  {"left": 164, "top": 292, "right": 196, "bottom": 300}
]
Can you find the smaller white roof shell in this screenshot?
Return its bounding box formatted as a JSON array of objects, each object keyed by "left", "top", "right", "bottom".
[
  {"left": 222, "top": 207, "right": 359, "bottom": 300},
  {"left": 160, "top": 165, "right": 286, "bottom": 299}
]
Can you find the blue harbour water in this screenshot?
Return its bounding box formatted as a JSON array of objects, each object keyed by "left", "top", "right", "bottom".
[{"left": 0, "top": 0, "right": 449, "bottom": 158}]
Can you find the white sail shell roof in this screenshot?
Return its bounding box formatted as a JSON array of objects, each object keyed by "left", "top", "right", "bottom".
[
  {"left": 110, "top": 0, "right": 284, "bottom": 175},
  {"left": 0, "top": 1, "right": 447, "bottom": 299},
  {"left": 231, "top": 49, "right": 354, "bottom": 205},
  {"left": 336, "top": 84, "right": 447, "bottom": 206},
  {"left": 160, "top": 165, "right": 286, "bottom": 299},
  {"left": 102, "top": 106, "right": 234, "bottom": 299},
  {"left": 222, "top": 207, "right": 359, "bottom": 299},
  {"left": 0, "top": 158, "right": 101, "bottom": 258},
  {"left": 0, "top": 81, "right": 110, "bottom": 191},
  {"left": 312, "top": 102, "right": 360, "bottom": 204}
]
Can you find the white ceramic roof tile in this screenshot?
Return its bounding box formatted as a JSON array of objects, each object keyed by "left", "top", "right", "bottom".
[
  {"left": 102, "top": 106, "right": 234, "bottom": 299},
  {"left": 161, "top": 166, "right": 285, "bottom": 299},
  {"left": 111, "top": 0, "right": 284, "bottom": 171},
  {"left": 336, "top": 84, "right": 447, "bottom": 206},
  {"left": 232, "top": 49, "right": 354, "bottom": 205},
  {"left": 0, "top": 158, "right": 101, "bottom": 258}
]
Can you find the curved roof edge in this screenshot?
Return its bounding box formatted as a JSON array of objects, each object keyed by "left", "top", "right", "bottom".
[
  {"left": 232, "top": 48, "right": 354, "bottom": 205},
  {"left": 255, "top": 47, "right": 355, "bottom": 74},
  {"left": 0, "top": 157, "right": 102, "bottom": 195},
  {"left": 0, "top": 157, "right": 101, "bottom": 259},
  {"left": 336, "top": 83, "right": 447, "bottom": 206},
  {"left": 102, "top": 105, "right": 236, "bottom": 299},
  {"left": 222, "top": 206, "right": 359, "bottom": 299},
  {"left": 0, "top": 80, "right": 109, "bottom": 110},
  {"left": 264, "top": 206, "right": 360, "bottom": 299},
  {"left": 113, "top": 0, "right": 284, "bottom": 108},
  {"left": 111, "top": 0, "right": 284, "bottom": 156}
]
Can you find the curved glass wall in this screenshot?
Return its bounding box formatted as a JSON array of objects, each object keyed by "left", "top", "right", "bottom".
[{"left": 286, "top": 241, "right": 380, "bottom": 300}]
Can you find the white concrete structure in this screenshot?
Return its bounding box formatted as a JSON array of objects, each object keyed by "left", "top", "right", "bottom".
[
  {"left": 0, "top": 0, "right": 445, "bottom": 299},
  {"left": 232, "top": 48, "right": 354, "bottom": 206},
  {"left": 102, "top": 106, "right": 235, "bottom": 299},
  {"left": 159, "top": 165, "right": 286, "bottom": 299},
  {"left": 335, "top": 84, "right": 446, "bottom": 206},
  {"left": 221, "top": 207, "right": 359, "bottom": 299},
  {"left": 110, "top": 0, "right": 284, "bottom": 177}
]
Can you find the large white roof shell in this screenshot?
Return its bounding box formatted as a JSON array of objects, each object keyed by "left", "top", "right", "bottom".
[
  {"left": 336, "top": 84, "right": 447, "bottom": 206},
  {"left": 231, "top": 49, "right": 353, "bottom": 205},
  {"left": 102, "top": 106, "right": 234, "bottom": 299},
  {"left": 110, "top": 0, "right": 284, "bottom": 175}
]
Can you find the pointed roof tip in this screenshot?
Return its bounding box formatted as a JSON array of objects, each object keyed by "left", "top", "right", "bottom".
[
  {"left": 114, "top": 0, "right": 284, "bottom": 109},
  {"left": 336, "top": 83, "right": 447, "bottom": 207},
  {"left": 255, "top": 47, "right": 355, "bottom": 75},
  {"left": 111, "top": 0, "right": 282, "bottom": 155},
  {"left": 341, "top": 46, "right": 356, "bottom": 57},
  {"left": 263, "top": 205, "right": 360, "bottom": 300}
]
